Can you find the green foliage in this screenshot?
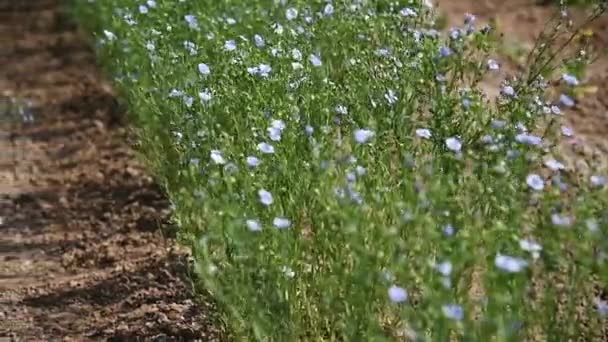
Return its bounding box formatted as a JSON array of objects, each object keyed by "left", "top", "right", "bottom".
[{"left": 73, "top": 0, "right": 608, "bottom": 340}]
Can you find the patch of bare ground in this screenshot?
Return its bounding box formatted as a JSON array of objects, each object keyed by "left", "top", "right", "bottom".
[{"left": 0, "top": 1, "right": 223, "bottom": 340}]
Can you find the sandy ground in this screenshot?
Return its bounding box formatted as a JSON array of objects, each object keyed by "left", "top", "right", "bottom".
[{"left": 0, "top": 1, "right": 223, "bottom": 340}]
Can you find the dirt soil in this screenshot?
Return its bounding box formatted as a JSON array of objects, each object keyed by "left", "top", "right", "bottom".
[
  {"left": 0, "top": 0, "right": 606, "bottom": 341},
  {"left": 0, "top": 1, "right": 223, "bottom": 340}
]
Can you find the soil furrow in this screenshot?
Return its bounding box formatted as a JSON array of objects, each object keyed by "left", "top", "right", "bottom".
[{"left": 0, "top": 1, "right": 221, "bottom": 340}]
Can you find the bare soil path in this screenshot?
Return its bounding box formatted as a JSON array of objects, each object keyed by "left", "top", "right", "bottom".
[{"left": 0, "top": 1, "right": 221, "bottom": 340}]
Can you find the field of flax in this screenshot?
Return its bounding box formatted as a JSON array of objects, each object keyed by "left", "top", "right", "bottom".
[{"left": 73, "top": 0, "right": 608, "bottom": 340}]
